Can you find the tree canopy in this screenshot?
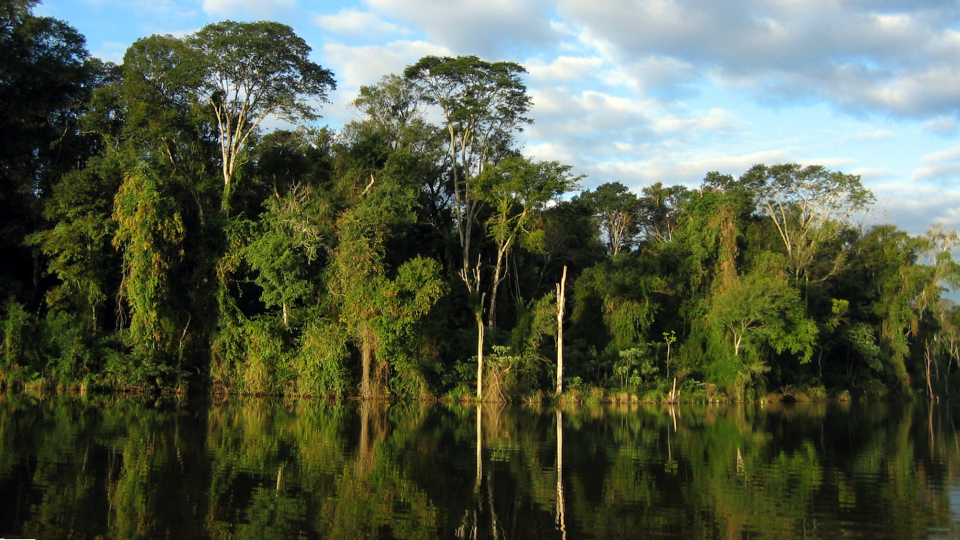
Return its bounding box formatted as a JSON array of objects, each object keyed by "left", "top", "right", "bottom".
[{"left": 2, "top": 5, "right": 959, "bottom": 403}]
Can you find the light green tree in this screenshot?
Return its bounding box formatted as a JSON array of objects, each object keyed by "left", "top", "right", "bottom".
[
  {"left": 741, "top": 164, "right": 873, "bottom": 285},
  {"left": 328, "top": 181, "right": 444, "bottom": 399},
  {"left": 708, "top": 257, "right": 816, "bottom": 361}
]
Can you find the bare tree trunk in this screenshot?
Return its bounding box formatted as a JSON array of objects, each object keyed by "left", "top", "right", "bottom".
[
  {"left": 555, "top": 409, "right": 567, "bottom": 539},
  {"left": 476, "top": 311, "right": 485, "bottom": 400},
  {"left": 556, "top": 266, "right": 567, "bottom": 396},
  {"left": 359, "top": 401, "right": 375, "bottom": 473},
  {"left": 476, "top": 404, "right": 482, "bottom": 491}
]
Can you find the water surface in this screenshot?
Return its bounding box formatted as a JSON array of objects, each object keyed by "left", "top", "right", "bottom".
[{"left": 1, "top": 396, "right": 959, "bottom": 539}]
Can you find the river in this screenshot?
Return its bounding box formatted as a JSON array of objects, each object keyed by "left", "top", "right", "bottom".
[{"left": 1, "top": 395, "right": 958, "bottom": 538}]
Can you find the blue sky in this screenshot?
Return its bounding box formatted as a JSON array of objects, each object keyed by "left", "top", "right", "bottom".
[{"left": 36, "top": 0, "right": 960, "bottom": 235}]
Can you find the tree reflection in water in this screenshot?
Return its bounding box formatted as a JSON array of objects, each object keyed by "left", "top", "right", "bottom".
[{"left": 1, "top": 396, "right": 960, "bottom": 539}]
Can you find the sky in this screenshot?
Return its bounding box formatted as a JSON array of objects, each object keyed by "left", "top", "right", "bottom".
[{"left": 35, "top": 0, "right": 960, "bottom": 235}]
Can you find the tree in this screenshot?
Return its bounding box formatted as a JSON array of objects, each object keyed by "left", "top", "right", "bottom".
[
  {"left": 475, "top": 156, "right": 579, "bottom": 330},
  {"left": 111, "top": 168, "right": 186, "bottom": 384},
  {"left": 707, "top": 255, "right": 816, "bottom": 398},
  {"left": 188, "top": 21, "right": 336, "bottom": 211},
  {"left": 328, "top": 177, "right": 444, "bottom": 399},
  {"left": 351, "top": 74, "right": 434, "bottom": 152},
  {"left": 638, "top": 182, "right": 689, "bottom": 243},
  {"left": 404, "top": 55, "right": 532, "bottom": 399},
  {"left": 245, "top": 184, "right": 334, "bottom": 327},
  {"left": 913, "top": 225, "right": 960, "bottom": 398},
  {"left": 556, "top": 265, "right": 567, "bottom": 395},
  {"left": 855, "top": 225, "right": 922, "bottom": 391},
  {"left": 581, "top": 182, "right": 640, "bottom": 257},
  {"left": 0, "top": 0, "right": 94, "bottom": 303},
  {"left": 27, "top": 158, "right": 122, "bottom": 334},
  {"left": 741, "top": 164, "right": 873, "bottom": 285},
  {"left": 708, "top": 261, "right": 815, "bottom": 360}
]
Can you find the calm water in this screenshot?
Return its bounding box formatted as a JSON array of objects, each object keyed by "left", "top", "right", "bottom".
[{"left": 1, "top": 396, "right": 959, "bottom": 539}]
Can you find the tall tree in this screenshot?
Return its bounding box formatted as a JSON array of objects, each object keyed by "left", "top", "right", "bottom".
[
  {"left": 188, "top": 21, "right": 336, "bottom": 211},
  {"left": 404, "top": 55, "right": 532, "bottom": 399},
  {"left": 581, "top": 182, "right": 640, "bottom": 257},
  {"left": 0, "top": 0, "right": 93, "bottom": 303},
  {"left": 329, "top": 180, "right": 443, "bottom": 399},
  {"left": 638, "top": 182, "right": 690, "bottom": 243},
  {"left": 111, "top": 168, "right": 186, "bottom": 384},
  {"left": 351, "top": 74, "right": 434, "bottom": 152},
  {"left": 741, "top": 164, "right": 872, "bottom": 285}
]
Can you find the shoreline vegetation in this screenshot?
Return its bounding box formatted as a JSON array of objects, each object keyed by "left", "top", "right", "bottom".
[
  {"left": 0, "top": 378, "right": 891, "bottom": 406},
  {"left": 3, "top": 2, "right": 960, "bottom": 405}
]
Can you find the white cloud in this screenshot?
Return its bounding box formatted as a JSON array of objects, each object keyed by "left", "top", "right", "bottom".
[
  {"left": 920, "top": 145, "right": 960, "bottom": 165},
  {"left": 858, "top": 130, "right": 895, "bottom": 141},
  {"left": 588, "top": 149, "right": 795, "bottom": 189},
  {"left": 526, "top": 56, "right": 603, "bottom": 84},
  {"left": 321, "top": 40, "right": 451, "bottom": 124},
  {"left": 202, "top": 0, "right": 295, "bottom": 18},
  {"left": 323, "top": 40, "right": 450, "bottom": 91},
  {"left": 867, "top": 184, "right": 960, "bottom": 235},
  {"left": 366, "top": 0, "right": 560, "bottom": 57},
  {"left": 556, "top": 0, "right": 960, "bottom": 118},
  {"left": 652, "top": 108, "right": 740, "bottom": 137},
  {"left": 922, "top": 116, "right": 960, "bottom": 137},
  {"left": 314, "top": 9, "right": 404, "bottom": 37}
]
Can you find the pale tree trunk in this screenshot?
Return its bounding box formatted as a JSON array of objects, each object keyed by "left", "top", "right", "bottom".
[
  {"left": 359, "top": 401, "right": 372, "bottom": 473},
  {"left": 476, "top": 307, "right": 485, "bottom": 400},
  {"left": 556, "top": 266, "right": 567, "bottom": 396},
  {"left": 475, "top": 404, "right": 482, "bottom": 491},
  {"left": 555, "top": 409, "right": 567, "bottom": 539}
]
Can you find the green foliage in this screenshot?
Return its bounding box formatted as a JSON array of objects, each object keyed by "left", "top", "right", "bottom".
[
  {"left": 244, "top": 184, "right": 334, "bottom": 326},
  {"left": 2, "top": 10, "right": 957, "bottom": 402},
  {"left": 38, "top": 309, "right": 102, "bottom": 383},
  {"left": 293, "top": 319, "right": 349, "bottom": 398},
  {"left": 27, "top": 156, "right": 122, "bottom": 333},
  {"left": 2, "top": 300, "right": 36, "bottom": 371},
  {"left": 112, "top": 169, "right": 186, "bottom": 382},
  {"left": 842, "top": 322, "right": 882, "bottom": 372},
  {"left": 482, "top": 344, "right": 545, "bottom": 400},
  {"left": 742, "top": 163, "right": 873, "bottom": 283},
  {"left": 613, "top": 346, "right": 658, "bottom": 390},
  {"left": 0, "top": 2, "right": 94, "bottom": 302},
  {"left": 578, "top": 181, "right": 640, "bottom": 255},
  {"left": 571, "top": 255, "right": 662, "bottom": 352},
  {"left": 708, "top": 254, "right": 816, "bottom": 361}
]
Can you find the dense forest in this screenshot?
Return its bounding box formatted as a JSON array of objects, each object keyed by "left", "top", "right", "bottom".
[{"left": 2, "top": 0, "right": 959, "bottom": 402}]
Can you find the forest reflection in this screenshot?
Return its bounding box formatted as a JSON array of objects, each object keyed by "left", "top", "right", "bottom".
[{"left": 1, "top": 396, "right": 960, "bottom": 539}]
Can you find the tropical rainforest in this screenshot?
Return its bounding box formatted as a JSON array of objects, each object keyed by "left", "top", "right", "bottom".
[{"left": 3, "top": 0, "right": 959, "bottom": 402}]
